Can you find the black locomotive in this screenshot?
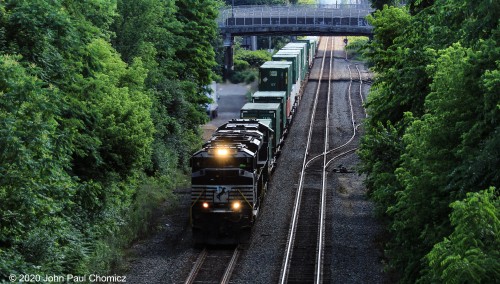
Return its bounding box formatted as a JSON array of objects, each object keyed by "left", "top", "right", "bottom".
[
  {"left": 190, "top": 119, "right": 273, "bottom": 244},
  {"left": 190, "top": 38, "right": 318, "bottom": 245}
]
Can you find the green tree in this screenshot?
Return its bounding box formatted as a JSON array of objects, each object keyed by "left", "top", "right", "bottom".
[
  {"left": 168, "top": 0, "right": 221, "bottom": 167},
  {"left": 175, "top": 0, "right": 219, "bottom": 88},
  {"left": 360, "top": 0, "right": 500, "bottom": 282},
  {"left": 111, "top": 0, "right": 214, "bottom": 174},
  {"left": 424, "top": 188, "right": 500, "bottom": 283},
  {"left": 370, "top": 0, "right": 399, "bottom": 10},
  {"left": 363, "top": 6, "right": 427, "bottom": 125},
  {"left": 358, "top": 120, "right": 405, "bottom": 217},
  {"left": 1, "top": 0, "right": 155, "bottom": 277},
  {"left": 0, "top": 55, "right": 80, "bottom": 276},
  {"left": 70, "top": 39, "right": 153, "bottom": 181},
  {"left": 236, "top": 48, "right": 271, "bottom": 68}
]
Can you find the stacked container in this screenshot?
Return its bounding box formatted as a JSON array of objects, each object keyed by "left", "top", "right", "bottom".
[
  {"left": 264, "top": 61, "right": 298, "bottom": 113},
  {"left": 259, "top": 61, "right": 293, "bottom": 120},
  {"left": 272, "top": 53, "right": 300, "bottom": 84},
  {"left": 240, "top": 103, "right": 282, "bottom": 153},
  {"left": 294, "top": 38, "right": 317, "bottom": 67},
  {"left": 282, "top": 42, "right": 308, "bottom": 80},
  {"left": 255, "top": 118, "right": 274, "bottom": 164},
  {"left": 275, "top": 49, "right": 303, "bottom": 82},
  {"left": 252, "top": 91, "right": 288, "bottom": 133}
]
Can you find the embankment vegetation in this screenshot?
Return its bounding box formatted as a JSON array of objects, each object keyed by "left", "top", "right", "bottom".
[
  {"left": 0, "top": 0, "right": 220, "bottom": 278},
  {"left": 360, "top": 0, "right": 499, "bottom": 282}
]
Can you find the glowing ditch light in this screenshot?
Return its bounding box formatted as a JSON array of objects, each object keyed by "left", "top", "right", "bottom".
[
  {"left": 202, "top": 202, "right": 209, "bottom": 208},
  {"left": 232, "top": 201, "right": 241, "bottom": 210}
]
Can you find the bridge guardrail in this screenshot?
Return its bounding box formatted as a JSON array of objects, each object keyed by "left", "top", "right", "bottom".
[{"left": 218, "top": 4, "right": 374, "bottom": 29}]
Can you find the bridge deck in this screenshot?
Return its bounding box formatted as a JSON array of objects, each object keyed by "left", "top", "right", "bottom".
[{"left": 218, "top": 4, "right": 374, "bottom": 36}]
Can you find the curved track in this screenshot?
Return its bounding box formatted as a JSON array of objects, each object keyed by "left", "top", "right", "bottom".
[
  {"left": 325, "top": 63, "right": 365, "bottom": 171},
  {"left": 185, "top": 38, "right": 367, "bottom": 284}
]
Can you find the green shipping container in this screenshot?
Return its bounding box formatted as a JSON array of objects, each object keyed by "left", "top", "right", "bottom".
[
  {"left": 293, "top": 40, "right": 311, "bottom": 66},
  {"left": 285, "top": 42, "right": 308, "bottom": 61},
  {"left": 294, "top": 39, "right": 317, "bottom": 67},
  {"left": 305, "top": 37, "right": 318, "bottom": 58},
  {"left": 259, "top": 62, "right": 293, "bottom": 100},
  {"left": 279, "top": 49, "right": 306, "bottom": 80},
  {"left": 272, "top": 53, "right": 300, "bottom": 83},
  {"left": 283, "top": 43, "right": 308, "bottom": 79},
  {"left": 263, "top": 61, "right": 298, "bottom": 109},
  {"left": 240, "top": 103, "right": 281, "bottom": 153},
  {"left": 252, "top": 91, "right": 287, "bottom": 133},
  {"left": 275, "top": 49, "right": 302, "bottom": 81}
]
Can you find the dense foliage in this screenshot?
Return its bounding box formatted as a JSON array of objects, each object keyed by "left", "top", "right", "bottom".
[
  {"left": 425, "top": 188, "right": 499, "bottom": 283},
  {"left": 361, "top": 0, "right": 500, "bottom": 282},
  {"left": 345, "top": 36, "right": 369, "bottom": 60},
  {"left": 230, "top": 40, "right": 272, "bottom": 84},
  {"left": 0, "top": 0, "right": 219, "bottom": 278}
]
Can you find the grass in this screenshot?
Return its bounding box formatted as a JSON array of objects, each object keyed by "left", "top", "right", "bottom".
[{"left": 93, "top": 173, "right": 189, "bottom": 274}]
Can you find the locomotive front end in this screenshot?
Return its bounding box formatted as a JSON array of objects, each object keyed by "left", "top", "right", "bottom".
[
  {"left": 190, "top": 145, "right": 257, "bottom": 245},
  {"left": 190, "top": 119, "right": 272, "bottom": 245}
]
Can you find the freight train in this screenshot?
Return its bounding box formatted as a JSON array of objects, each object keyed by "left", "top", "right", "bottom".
[{"left": 190, "top": 37, "right": 318, "bottom": 245}]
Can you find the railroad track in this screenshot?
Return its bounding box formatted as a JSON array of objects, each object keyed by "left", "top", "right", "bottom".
[
  {"left": 305, "top": 43, "right": 366, "bottom": 172},
  {"left": 279, "top": 36, "right": 334, "bottom": 284},
  {"left": 184, "top": 39, "right": 367, "bottom": 284},
  {"left": 184, "top": 247, "right": 240, "bottom": 284},
  {"left": 280, "top": 37, "right": 367, "bottom": 284},
  {"left": 325, "top": 63, "right": 366, "bottom": 172}
]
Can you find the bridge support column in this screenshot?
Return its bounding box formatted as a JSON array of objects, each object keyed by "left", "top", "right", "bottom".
[
  {"left": 251, "top": 36, "right": 258, "bottom": 51},
  {"left": 223, "top": 33, "right": 234, "bottom": 80}
]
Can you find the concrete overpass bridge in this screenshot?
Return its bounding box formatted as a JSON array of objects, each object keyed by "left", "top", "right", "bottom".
[{"left": 217, "top": 4, "right": 375, "bottom": 75}]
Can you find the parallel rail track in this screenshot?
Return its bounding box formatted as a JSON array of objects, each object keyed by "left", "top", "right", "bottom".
[
  {"left": 280, "top": 37, "right": 367, "bottom": 284},
  {"left": 279, "top": 36, "right": 334, "bottom": 284},
  {"left": 184, "top": 39, "right": 367, "bottom": 284},
  {"left": 185, "top": 247, "right": 240, "bottom": 284}
]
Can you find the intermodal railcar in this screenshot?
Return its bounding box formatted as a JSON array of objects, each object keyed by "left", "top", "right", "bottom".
[{"left": 190, "top": 37, "right": 318, "bottom": 245}]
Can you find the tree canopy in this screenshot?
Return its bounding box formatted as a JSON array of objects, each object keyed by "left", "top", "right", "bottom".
[
  {"left": 0, "top": 0, "right": 220, "bottom": 278},
  {"left": 360, "top": 0, "right": 499, "bottom": 282}
]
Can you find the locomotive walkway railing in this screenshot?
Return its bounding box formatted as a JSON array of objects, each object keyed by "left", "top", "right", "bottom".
[{"left": 218, "top": 4, "right": 374, "bottom": 37}]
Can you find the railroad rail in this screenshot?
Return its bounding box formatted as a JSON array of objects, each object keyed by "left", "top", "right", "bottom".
[
  {"left": 279, "top": 36, "right": 334, "bottom": 284},
  {"left": 184, "top": 247, "right": 240, "bottom": 284},
  {"left": 280, "top": 37, "right": 367, "bottom": 284},
  {"left": 324, "top": 63, "right": 366, "bottom": 176}
]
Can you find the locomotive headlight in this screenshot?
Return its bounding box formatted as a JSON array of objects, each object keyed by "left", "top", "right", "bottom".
[
  {"left": 202, "top": 202, "right": 209, "bottom": 209},
  {"left": 216, "top": 148, "right": 229, "bottom": 156},
  {"left": 232, "top": 201, "right": 241, "bottom": 210}
]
